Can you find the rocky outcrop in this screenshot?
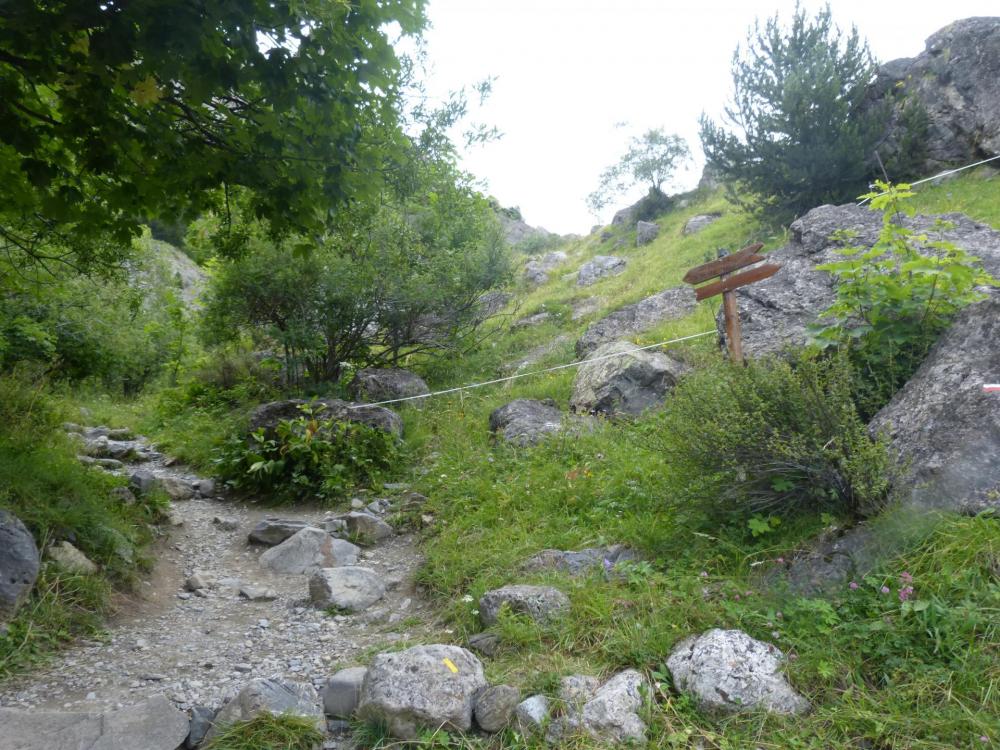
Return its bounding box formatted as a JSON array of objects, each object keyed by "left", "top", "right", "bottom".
[
  {"left": 570, "top": 341, "right": 689, "bottom": 417},
  {"left": 204, "top": 679, "right": 323, "bottom": 742},
  {"left": 259, "top": 527, "right": 360, "bottom": 575},
  {"left": 309, "top": 567, "right": 386, "bottom": 612},
  {"left": 349, "top": 368, "right": 430, "bottom": 404},
  {"left": 577, "top": 255, "right": 626, "bottom": 287},
  {"left": 684, "top": 213, "right": 722, "bottom": 235},
  {"left": 498, "top": 211, "right": 552, "bottom": 247},
  {"left": 0, "top": 694, "right": 189, "bottom": 750},
  {"left": 870, "top": 18, "right": 1000, "bottom": 170},
  {"left": 667, "top": 629, "right": 809, "bottom": 715},
  {"left": 0, "top": 511, "right": 39, "bottom": 619},
  {"left": 524, "top": 251, "right": 568, "bottom": 286},
  {"left": 870, "top": 297, "right": 1000, "bottom": 514},
  {"left": 636, "top": 221, "right": 659, "bottom": 246},
  {"left": 576, "top": 287, "right": 695, "bottom": 358},
  {"left": 479, "top": 584, "right": 570, "bottom": 626},
  {"left": 249, "top": 398, "right": 403, "bottom": 439},
  {"left": 721, "top": 203, "right": 1000, "bottom": 358},
  {"left": 489, "top": 399, "right": 563, "bottom": 446},
  {"left": 358, "top": 645, "right": 488, "bottom": 739}
]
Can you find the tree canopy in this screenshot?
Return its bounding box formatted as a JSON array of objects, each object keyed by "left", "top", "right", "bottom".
[
  {"left": 699, "top": 3, "right": 887, "bottom": 223},
  {"left": 0, "top": 0, "right": 426, "bottom": 273},
  {"left": 587, "top": 129, "right": 690, "bottom": 215}
]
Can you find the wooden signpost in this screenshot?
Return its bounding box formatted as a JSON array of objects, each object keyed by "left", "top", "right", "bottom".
[{"left": 683, "top": 242, "right": 780, "bottom": 364}]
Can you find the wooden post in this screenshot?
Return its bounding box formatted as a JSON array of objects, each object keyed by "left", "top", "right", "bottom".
[{"left": 683, "top": 243, "right": 779, "bottom": 365}]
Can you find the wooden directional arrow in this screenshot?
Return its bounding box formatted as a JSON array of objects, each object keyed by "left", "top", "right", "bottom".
[
  {"left": 683, "top": 242, "right": 780, "bottom": 364},
  {"left": 683, "top": 242, "right": 764, "bottom": 285},
  {"left": 693, "top": 263, "right": 781, "bottom": 302}
]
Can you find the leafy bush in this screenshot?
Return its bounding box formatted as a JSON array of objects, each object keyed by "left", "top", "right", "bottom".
[
  {"left": 588, "top": 129, "right": 690, "bottom": 215},
  {"left": 645, "top": 352, "right": 893, "bottom": 520},
  {"left": 811, "top": 182, "right": 997, "bottom": 418},
  {"left": 216, "top": 409, "right": 400, "bottom": 504}
]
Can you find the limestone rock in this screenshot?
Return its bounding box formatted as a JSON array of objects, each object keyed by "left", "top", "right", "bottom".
[
  {"left": 322, "top": 666, "right": 368, "bottom": 718},
  {"left": 248, "top": 518, "right": 312, "bottom": 546},
  {"left": 719, "top": 203, "right": 1000, "bottom": 359},
  {"left": 636, "top": 221, "right": 659, "bottom": 246},
  {"left": 160, "top": 477, "right": 197, "bottom": 502},
  {"left": 204, "top": 678, "right": 323, "bottom": 742},
  {"left": 488, "top": 399, "right": 565, "bottom": 446},
  {"left": 259, "top": 528, "right": 360, "bottom": 575},
  {"left": 667, "top": 629, "right": 809, "bottom": 715},
  {"left": 341, "top": 511, "right": 394, "bottom": 542},
  {"left": 185, "top": 705, "right": 216, "bottom": 749},
  {"left": 0, "top": 694, "right": 189, "bottom": 750},
  {"left": 683, "top": 213, "right": 722, "bottom": 235},
  {"left": 576, "top": 288, "right": 695, "bottom": 358},
  {"left": 357, "top": 645, "right": 488, "bottom": 739},
  {"left": 249, "top": 398, "right": 403, "bottom": 440},
  {"left": 349, "top": 368, "right": 430, "bottom": 404},
  {"left": 870, "top": 297, "right": 1000, "bottom": 514},
  {"left": 47, "top": 541, "right": 98, "bottom": 575},
  {"left": 549, "top": 670, "right": 648, "bottom": 744},
  {"left": 474, "top": 684, "right": 520, "bottom": 733},
  {"left": 0, "top": 511, "right": 39, "bottom": 619},
  {"left": 467, "top": 632, "right": 501, "bottom": 657},
  {"left": 129, "top": 471, "right": 158, "bottom": 495},
  {"left": 570, "top": 340, "right": 689, "bottom": 417},
  {"left": 479, "top": 584, "right": 570, "bottom": 626},
  {"left": 869, "top": 18, "right": 1000, "bottom": 170},
  {"left": 309, "top": 567, "right": 386, "bottom": 612},
  {"left": 523, "top": 544, "right": 638, "bottom": 576},
  {"left": 577, "top": 255, "right": 626, "bottom": 287},
  {"left": 513, "top": 695, "right": 550, "bottom": 735},
  {"left": 558, "top": 675, "right": 600, "bottom": 708}
]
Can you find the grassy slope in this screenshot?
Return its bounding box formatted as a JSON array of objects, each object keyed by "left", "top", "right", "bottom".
[{"left": 393, "top": 170, "right": 1000, "bottom": 748}]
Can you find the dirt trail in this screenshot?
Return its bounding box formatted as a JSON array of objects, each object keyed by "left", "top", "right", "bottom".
[{"left": 0, "top": 431, "right": 445, "bottom": 714}]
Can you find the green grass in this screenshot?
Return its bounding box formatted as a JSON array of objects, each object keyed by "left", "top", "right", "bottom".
[{"left": 202, "top": 713, "right": 325, "bottom": 750}]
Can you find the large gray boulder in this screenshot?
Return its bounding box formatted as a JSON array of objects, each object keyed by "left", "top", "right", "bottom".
[
  {"left": 870, "top": 297, "right": 1000, "bottom": 514},
  {"left": 479, "top": 584, "right": 570, "bottom": 626},
  {"left": 548, "top": 670, "right": 648, "bottom": 745},
  {"left": 0, "top": 511, "right": 39, "bottom": 619},
  {"left": 577, "top": 256, "right": 626, "bottom": 287},
  {"left": 259, "top": 527, "right": 360, "bottom": 575},
  {"left": 357, "top": 645, "right": 488, "bottom": 739},
  {"left": 869, "top": 18, "right": 1000, "bottom": 170},
  {"left": 339, "top": 511, "right": 394, "bottom": 542},
  {"left": 249, "top": 398, "right": 403, "bottom": 440},
  {"left": 349, "top": 368, "right": 430, "bottom": 405},
  {"left": 720, "top": 203, "right": 1000, "bottom": 358},
  {"left": 0, "top": 694, "right": 189, "bottom": 750},
  {"left": 488, "top": 399, "right": 566, "bottom": 446},
  {"left": 204, "top": 679, "right": 323, "bottom": 742},
  {"left": 576, "top": 287, "right": 695, "bottom": 358},
  {"left": 667, "top": 629, "right": 809, "bottom": 715},
  {"left": 524, "top": 251, "right": 568, "bottom": 286},
  {"left": 309, "top": 567, "right": 386, "bottom": 612},
  {"left": 570, "top": 341, "right": 689, "bottom": 417}
]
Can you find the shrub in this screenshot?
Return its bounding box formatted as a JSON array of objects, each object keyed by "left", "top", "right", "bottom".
[
  {"left": 645, "top": 352, "right": 893, "bottom": 520},
  {"left": 810, "top": 181, "right": 997, "bottom": 419},
  {"left": 215, "top": 408, "right": 400, "bottom": 504}
]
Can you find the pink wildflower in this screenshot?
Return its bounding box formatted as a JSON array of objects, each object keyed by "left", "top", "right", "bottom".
[
  {"left": 898, "top": 586, "right": 914, "bottom": 602},
  {"left": 734, "top": 594, "right": 741, "bottom": 601},
  {"left": 880, "top": 585, "right": 891, "bottom": 594},
  {"left": 900, "top": 571, "right": 913, "bottom": 584},
  {"left": 776, "top": 557, "right": 785, "bottom": 564},
  {"left": 849, "top": 581, "right": 859, "bottom": 590}
]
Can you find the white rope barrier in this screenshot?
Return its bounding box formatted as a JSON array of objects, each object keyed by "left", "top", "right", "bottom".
[
  {"left": 859, "top": 153, "right": 1000, "bottom": 205},
  {"left": 347, "top": 329, "right": 718, "bottom": 409}
]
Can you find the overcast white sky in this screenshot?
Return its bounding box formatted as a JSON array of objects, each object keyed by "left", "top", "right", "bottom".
[{"left": 413, "top": 1, "right": 997, "bottom": 234}]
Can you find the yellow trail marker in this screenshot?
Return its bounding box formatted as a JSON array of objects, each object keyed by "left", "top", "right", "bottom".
[{"left": 442, "top": 658, "right": 459, "bottom": 673}]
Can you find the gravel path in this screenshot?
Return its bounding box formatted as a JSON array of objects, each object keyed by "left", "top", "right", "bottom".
[{"left": 0, "top": 431, "right": 446, "bottom": 715}]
